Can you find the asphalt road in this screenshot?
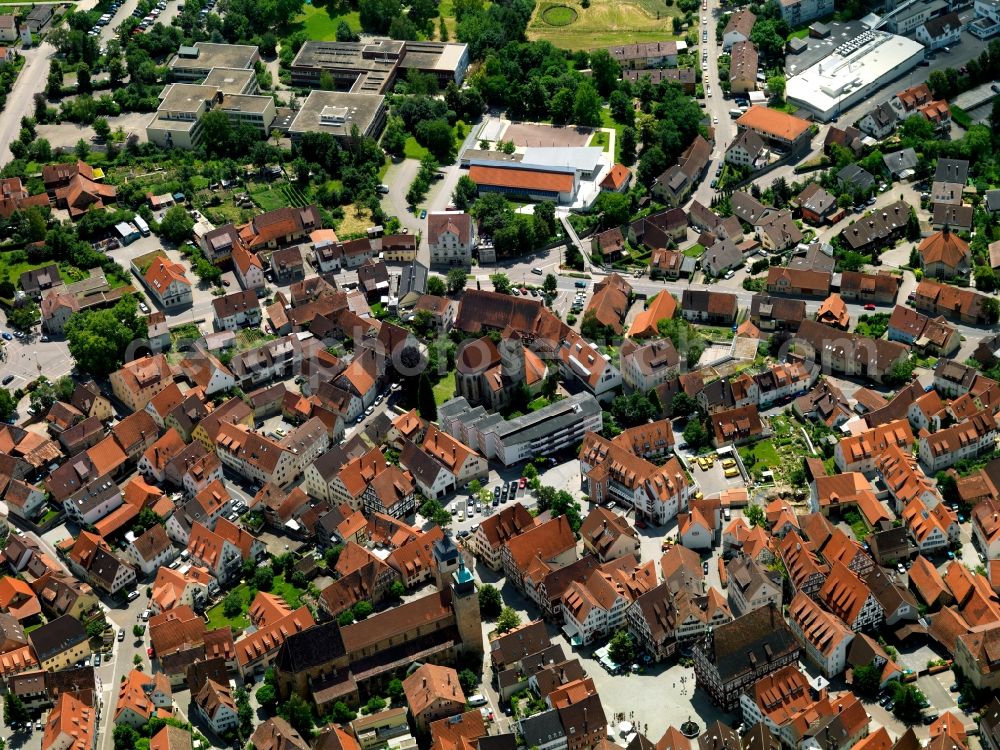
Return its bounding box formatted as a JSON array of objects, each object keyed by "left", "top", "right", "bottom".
[{"left": 0, "top": 42, "right": 55, "bottom": 165}]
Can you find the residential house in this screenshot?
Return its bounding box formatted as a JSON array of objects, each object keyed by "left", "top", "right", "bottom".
[
  {"left": 787, "top": 592, "right": 855, "bottom": 676},
  {"left": 428, "top": 213, "right": 475, "bottom": 267},
  {"left": 919, "top": 227, "right": 971, "bottom": 279},
  {"left": 680, "top": 290, "right": 738, "bottom": 325},
  {"left": 692, "top": 604, "right": 800, "bottom": 711}
]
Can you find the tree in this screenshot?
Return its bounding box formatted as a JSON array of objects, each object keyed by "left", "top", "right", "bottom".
[
  {"left": 609, "top": 90, "right": 634, "bottom": 127},
  {"left": 4, "top": 692, "right": 29, "bottom": 728},
  {"left": 381, "top": 116, "right": 407, "bottom": 158},
  {"left": 332, "top": 701, "right": 357, "bottom": 723},
  {"left": 447, "top": 267, "right": 468, "bottom": 294},
  {"left": 852, "top": 662, "right": 882, "bottom": 698},
  {"left": 543, "top": 273, "right": 557, "bottom": 295},
  {"left": 387, "top": 678, "right": 405, "bottom": 702},
  {"left": 338, "top": 610, "right": 355, "bottom": 627},
  {"left": 417, "top": 373, "right": 437, "bottom": 421},
  {"left": 92, "top": 117, "right": 110, "bottom": 141},
  {"left": 478, "top": 583, "right": 502, "bottom": 618},
  {"left": 496, "top": 606, "right": 521, "bottom": 634},
  {"left": 29, "top": 376, "right": 57, "bottom": 415},
  {"left": 426, "top": 275, "right": 447, "bottom": 296},
  {"left": 452, "top": 175, "right": 478, "bottom": 210},
  {"left": 935, "top": 471, "right": 959, "bottom": 505},
  {"left": 235, "top": 687, "right": 253, "bottom": 737},
  {"left": 905, "top": 207, "right": 921, "bottom": 241},
  {"left": 159, "top": 205, "right": 195, "bottom": 246},
  {"left": 594, "top": 191, "right": 631, "bottom": 228},
  {"left": 589, "top": 49, "right": 621, "bottom": 97},
  {"left": 984, "top": 297, "right": 1000, "bottom": 324},
  {"left": 74, "top": 139, "right": 90, "bottom": 160},
  {"left": 76, "top": 63, "right": 91, "bottom": 93},
  {"left": 388, "top": 579, "right": 405, "bottom": 599},
  {"left": 620, "top": 127, "right": 637, "bottom": 166},
  {"left": 132, "top": 624, "right": 145, "bottom": 638},
  {"left": 85, "top": 618, "right": 105, "bottom": 639},
  {"left": 254, "top": 566, "right": 275, "bottom": 591},
  {"left": 572, "top": 82, "right": 602, "bottom": 127},
  {"left": 607, "top": 629, "right": 635, "bottom": 666},
  {"left": 352, "top": 600, "right": 374, "bottom": 620},
  {"left": 278, "top": 694, "right": 315, "bottom": 738},
  {"left": 459, "top": 668, "right": 479, "bottom": 693},
  {"left": 256, "top": 683, "right": 278, "bottom": 710},
  {"left": 745, "top": 504, "right": 765, "bottom": 528},
  {"left": 611, "top": 392, "right": 657, "bottom": 427},
  {"left": 8, "top": 302, "right": 39, "bottom": 331},
  {"left": 885, "top": 357, "right": 915, "bottom": 386},
  {"left": 976, "top": 265, "right": 999, "bottom": 294},
  {"left": 638, "top": 146, "right": 667, "bottom": 186},
  {"left": 0, "top": 390, "right": 15, "bottom": 420},
  {"left": 766, "top": 73, "right": 785, "bottom": 104},
  {"left": 891, "top": 683, "right": 926, "bottom": 723},
  {"left": 222, "top": 592, "right": 242, "bottom": 618},
  {"left": 683, "top": 419, "right": 709, "bottom": 450},
  {"left": 113, "top": 724, "right": 139, "bottom": 750},
  {"left": 336, "top": 20, "right": 359, "bottom": 41},
  {"left": 489, "top": 273, "right": 512, "bottom": 294}
]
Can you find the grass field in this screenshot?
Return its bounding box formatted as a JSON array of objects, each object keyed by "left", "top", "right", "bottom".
[
  {"left": 589, "top": 130, "right": 611, "bottom": 154},
  {"left": 738, "top": 439, "right": 781, "bottom": 469},
  {"left": 599, "top": 109, "right": 623, "bottom": 163},
  {"left": 683, "top": 243, "right": 705, "bottom": 258},
  {"left": 204, "top": 573, "right": 306, "bottom": 632},
  {"left": 0, "top": 256, "right": 76, "bottom": 287},
  {"left": 404, "top": 136, "right": 430, "bottom": 161},
  {"left": 433, "top": 371, "right": 456, "bottom": 405},
  {"left": 337, "top": 203, "right": 375, "bottom": 238},
  {"left": 528, "top": 0, "right": 681, "bottom": 50},
  {"left": 288, "top": 4, "right": 361, "bottom": 39}
]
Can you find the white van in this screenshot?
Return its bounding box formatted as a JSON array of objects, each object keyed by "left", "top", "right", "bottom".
[{"left": 468, "top": 695, "right": 487, "bottom": 707}]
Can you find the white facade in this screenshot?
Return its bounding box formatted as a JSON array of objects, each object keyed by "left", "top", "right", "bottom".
[
  {"left": 916, "top": 18, "right": 962, "bottom": 49},
  {"left": 970, "top": 0, "right": 1000, "bottom": 38},
  {"left": 778, "top": 0, "right": 833, "bottom": 25}
]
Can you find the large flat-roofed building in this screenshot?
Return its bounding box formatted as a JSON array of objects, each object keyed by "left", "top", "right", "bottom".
[
  {"left": 468, "top": 161, "right": 579, "bottom": 204},
  {"left": 202, "top": 67, "right": 258, "bottom": 94},
  {"left": 398, "top": 41, "right": 470, "bottom": 87},
  {"left": 146, "top": 83, "right": 276, "bottom": 149},
  {"left": 438, "top": 393, "right": 603, "bottom": 466},
  {"left": 169, "top": 43, "right": 260, "bottom": 82},
  {"left": 290, "top": 39, "right": 468, "bottom": 91},
  {"left": 786, "top": 30, "right": 925, "bottom": 122},
  {"left": 287, "top": 90, "right": 387, "bottom": 144}
]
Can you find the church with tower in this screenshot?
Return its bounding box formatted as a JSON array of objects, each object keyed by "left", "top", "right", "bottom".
[
  {"left": 274, "top": 535, "right": 483, "bottom": 715},
  {"left": 455, "top": 333, "right": 549, "bottom": 410}
]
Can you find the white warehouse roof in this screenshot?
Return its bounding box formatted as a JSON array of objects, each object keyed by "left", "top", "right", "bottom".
[
  {"left": 786, "top": 30, "right": 924, "bottom": 121},
  {"left": 520, "top": 146, "right": 606, "bottom": 174}
]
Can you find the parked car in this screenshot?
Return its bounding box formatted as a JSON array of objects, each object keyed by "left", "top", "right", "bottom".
[
  {"left": 117, "top": 629, "right": 125, "bottom": 641},
  {"left": 864, "top": 303, "right": 876, "bottom": 310}
]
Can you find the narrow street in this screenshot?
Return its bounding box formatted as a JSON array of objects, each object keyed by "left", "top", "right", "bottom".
[{"left": 0, "top": 42, "right": 55, "bottom": 166}]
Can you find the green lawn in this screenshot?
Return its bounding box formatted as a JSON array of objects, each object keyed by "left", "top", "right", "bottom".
[
  {"left": 288, "top": 4, "right": 361, "bottom": 39},
  {"left": 205, "top": 594, "right": 251, "bottom": 632},
  {"left": 251, "top": 184, "right": 293, "bottom": 212},
  {"left": 404, "top": 137, "right": 430, "bottom": 161},
  {"left": 204, "top": 573, "right": 306, "bottom": 632},
  {"left": 433, "top": 371, "right": 456, "bottom": 405},
  {"left": 739, "top": 439, "right": 781, "bottom": 468},
  {"left": 786, "top": 27, "right": 809, "bottom": 40},
  {"left": 0, "top": 255, "right": 78, "bottom": 288},
  {"left": 589, "top": 130, "right": 611, "bottom": 154},
  {"left": 599, "top": 109, "right": 624, "bottom": 163},
  {"left": 528, "top": 397, "right": 550, "bottom": 411},
  {"left": 683, "top": 244, "right": 705, "bottom": 258}
]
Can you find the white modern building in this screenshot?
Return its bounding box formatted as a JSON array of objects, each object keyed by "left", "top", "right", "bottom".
[
  {"left": 970, "top": 0, "right": 1000, "bottom": 38},
  {"left": 786, "top": 30, "right": 925, "bottom": 121}
]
